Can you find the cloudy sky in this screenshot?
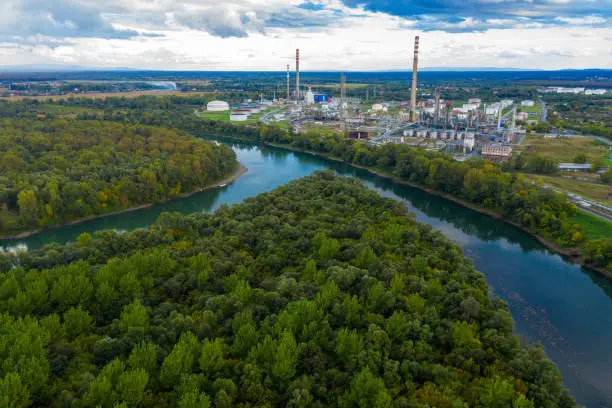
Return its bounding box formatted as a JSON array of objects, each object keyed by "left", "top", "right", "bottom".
[{"left": 0, "top": 0, "right": 611, "bottom": 70}]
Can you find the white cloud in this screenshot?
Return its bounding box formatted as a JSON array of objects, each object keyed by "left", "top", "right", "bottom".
[{"left": 0, "top": 0, "right": 610, "bottom": 69}]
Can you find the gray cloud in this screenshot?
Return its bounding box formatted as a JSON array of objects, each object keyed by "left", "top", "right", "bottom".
[
  {"left": 0, "top": 0, "right": 149, "bottom": 44},
  {"left": 171, "top": 2, "right": 344, "bottom": 38},
  {"left": 342, "top": 0, "right": 610, "bottom": 32}
]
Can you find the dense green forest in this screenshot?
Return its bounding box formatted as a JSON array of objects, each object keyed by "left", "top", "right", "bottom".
[
  {"left": 0, "top": 96, "right": 608, "bottom": 269},
  {"left": 0, "top": 119, "right": 237, "bottom": 235},
  {"left": 0, "top": 172, "right": 576, "bottom": 407}
]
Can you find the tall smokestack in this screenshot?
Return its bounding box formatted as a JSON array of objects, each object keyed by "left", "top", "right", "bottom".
[
  {"left": 434, "top": 87, "right": 440, "bottom": 123},
  {"left": 286, "top": 64, "right": 290, "bottom": 100},
  {"left": 296, "top": 49, "right": 300, "bottom": 102},
  {"left": 411, "top": 36, "right": 419, "bottom": 122}
]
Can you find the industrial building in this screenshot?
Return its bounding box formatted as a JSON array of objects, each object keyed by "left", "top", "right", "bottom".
[
  {"left": 305, "top": 87, "right": 315, "bottom": 105},
  {"left": 521, "top": 100, "right": 535, "bottom": 107},
  {"left": 207, "top": 100, "right": 229, "bottom": 111},
  {"left": 482, "top": 144, "right": 512, "bottom": 161},
  {"left": 230, "top": 113, "right": 248, "bottom": 122},
  {"left": 585, "top": 89, "right": 607, "bottom": 95},
  {"left": 516, "top": 112, "right": 529, "bottom": 121},
  {"left": 559, "top": 163, "right": 592, "bottom": 172},
  {"left": 348, "top": 130, "right": 374, "bottom": 139},
  {"left": 314, "top": 94, "right": 329, "bottom": 103}
]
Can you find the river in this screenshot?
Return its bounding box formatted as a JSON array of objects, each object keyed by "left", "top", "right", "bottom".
[{"left": 2, "top": 138, "right": 612, "bottom": 407}]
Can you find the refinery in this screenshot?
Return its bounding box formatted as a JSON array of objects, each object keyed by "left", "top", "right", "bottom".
[{"left": 201, "top": 38, "right": 534, "bottom": 162}]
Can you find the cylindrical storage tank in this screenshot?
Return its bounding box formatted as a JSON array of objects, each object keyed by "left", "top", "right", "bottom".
[
  {"left": 417, "top": 130, "right": 427, "bottom": 138},
  {"left": 230, "top": 113, "right": 248, "bottom": 122},
  {"left": 440, "top": 132, "right": 448, "bottom": 139},
  {"left": 207, "top": 100, "right": 230, "bottom": 111},
  {"left": 457, "top": 132, "right": 465, "bottom": 140},
  {"left": 429, "top": 131, "right": 438, "bottom": 139},
  {"left": 466, "top": 132, "right": 475, "bottom": 139},
  {"left": 448, "top": 131, "right": 456, "bottom": 140}
]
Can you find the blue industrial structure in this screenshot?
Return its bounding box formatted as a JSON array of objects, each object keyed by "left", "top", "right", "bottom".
[{"left": 314, "top": 94, "right": 329, "bottom": 103}]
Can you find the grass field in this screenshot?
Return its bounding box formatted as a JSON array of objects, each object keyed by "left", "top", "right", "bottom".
[
  {"left": 36, "top": 104, "right": 105, "bottom": 115},
  {"left": 198, "top": 111, "right": 231, "bottom": 121},
  {"left": 570, "top": 211, "right": 612, "bottom": 241},
  {"left": 197, "top": 108, "right": 269, "bottom": 124},
  {"left": 523, "top": 135, "right": 609, "bottom": 163},
  {"left": 519, "top": 104, "right": 541, "bottom": 118},
  {"left": 523, "top": 173, "right": 611, "bottom": 206},
  {"left": 0, "top": 91, "right": 207, "bottom": 101}
]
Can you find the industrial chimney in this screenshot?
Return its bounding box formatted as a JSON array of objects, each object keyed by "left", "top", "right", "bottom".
[
  {"left": 286, "top": 64, "right": 290, "bottom": 100},
  {"left": 296, "top": 49, "right": 300, "bottom": 102},
  {"left": 411, "top": 36, "right": 419, "bottom": 122}
]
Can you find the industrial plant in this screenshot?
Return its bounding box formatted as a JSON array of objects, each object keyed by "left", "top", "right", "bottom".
[{"left": 202, "top": 37, "right": 528, "bottom": 161}]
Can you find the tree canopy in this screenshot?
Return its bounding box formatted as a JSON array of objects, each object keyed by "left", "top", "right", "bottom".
[
  {"left": 0, "top": 172, "right": 576, "bottom": 407},
  {"left": 0, "top": 119, "right": 237, "bottom": 234}
]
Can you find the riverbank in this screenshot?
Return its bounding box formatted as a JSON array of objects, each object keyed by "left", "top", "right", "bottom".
[
  {"left": 0, "top": 163, "right": 248, "bottom": 241},
  {"left": 220, "top": 135, "right": 611, "bottom": 279}
]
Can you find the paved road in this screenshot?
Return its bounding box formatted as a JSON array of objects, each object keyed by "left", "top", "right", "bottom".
[
  {"left": 538, "top": 96, "right": 547, "bottom": 122},
  {"left": 578, "top": 205, "right": 612, "bottom": 223}
]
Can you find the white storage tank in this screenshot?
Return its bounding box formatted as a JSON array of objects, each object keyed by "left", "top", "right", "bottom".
[
  {"left": 417, "top": 130, "right": 427, "bottom": 138},
  {"left": 429, "top": 131, "right": 438, "bottom": 139},
  {"left": 440, "top": 132, "right": 448, "bottom": 139},
  {"left": 230, "top": 113, "right": 248, "bottom": 121},
  {"left": 207, "top": 100, "right": 230, "bottom": 111}
]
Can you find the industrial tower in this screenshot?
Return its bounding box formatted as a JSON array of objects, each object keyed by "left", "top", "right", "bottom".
[
  {"left": 340, "top": 72, "right": 346, "bottom": 114},
  {"left": 286, "top": 64, "right": 290, "bottom": 100},
  {"left": 410, "top": 36, "right": 420, "bottom": 122},
  {"left": 434, "top": 87, "right": 440, "bottom": 123},
  {"left": 295, "top": 49, "right": 300, "bottom": 102}
]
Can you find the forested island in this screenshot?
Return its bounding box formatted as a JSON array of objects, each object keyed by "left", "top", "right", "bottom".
[
  {"left": 0, "top": 119, "right": 238, "bottom": 236},
  {"left": 0, "top": 172, "right": 576, "bottom": 407}
]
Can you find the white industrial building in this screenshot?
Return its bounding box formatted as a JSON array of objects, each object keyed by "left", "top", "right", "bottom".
[
  {"left": 485, "top": 103, "right": 501, "bottom": 115},
  {"left": 558, "top": 87, "right": 585, "bottom": 94},
  {"left": 516, "top": 112, "right": 529, "bottom": 121},
  {"left": 468, "top": 98, "right": 482, "bottom": 104},
  {"left": 585, "top": 89, "right": 607, "bottom": 95},
  {"left": 501, "top": 99, "right": 514, "bottom": 109},
  {"left": 305, "top": 87, "right": 315, "bottom": 105},
  {"left": 559, "top": 163, "right": 592, "bottom": 172},
  {"left": 462, "top": 103, "right": 480, "bottom": 112},
  {"left": 464, "top": 133, "right": 475, "bottom": 153},
  {"left": 371, "top": 103, "right": 388, "bottom": 113},
  {"left": 521, "top": 100, "right": 535, "bottom": 107},
  {"left": 230, "top": 113, "right": 248, "bottom": 122},
  {"left": 207, "top": 100, "right": 230, "bottom": 111}
]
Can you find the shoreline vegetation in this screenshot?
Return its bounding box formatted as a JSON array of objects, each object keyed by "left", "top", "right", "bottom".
[
  {"left": 218, "top": 134, "right": 612, "bottom": 279},
  {"left": 0, "top": 163, "right": 247, "bottom": 242},
  {"left": 0, "top": 119, "right": 239, "bottom": 241}
]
